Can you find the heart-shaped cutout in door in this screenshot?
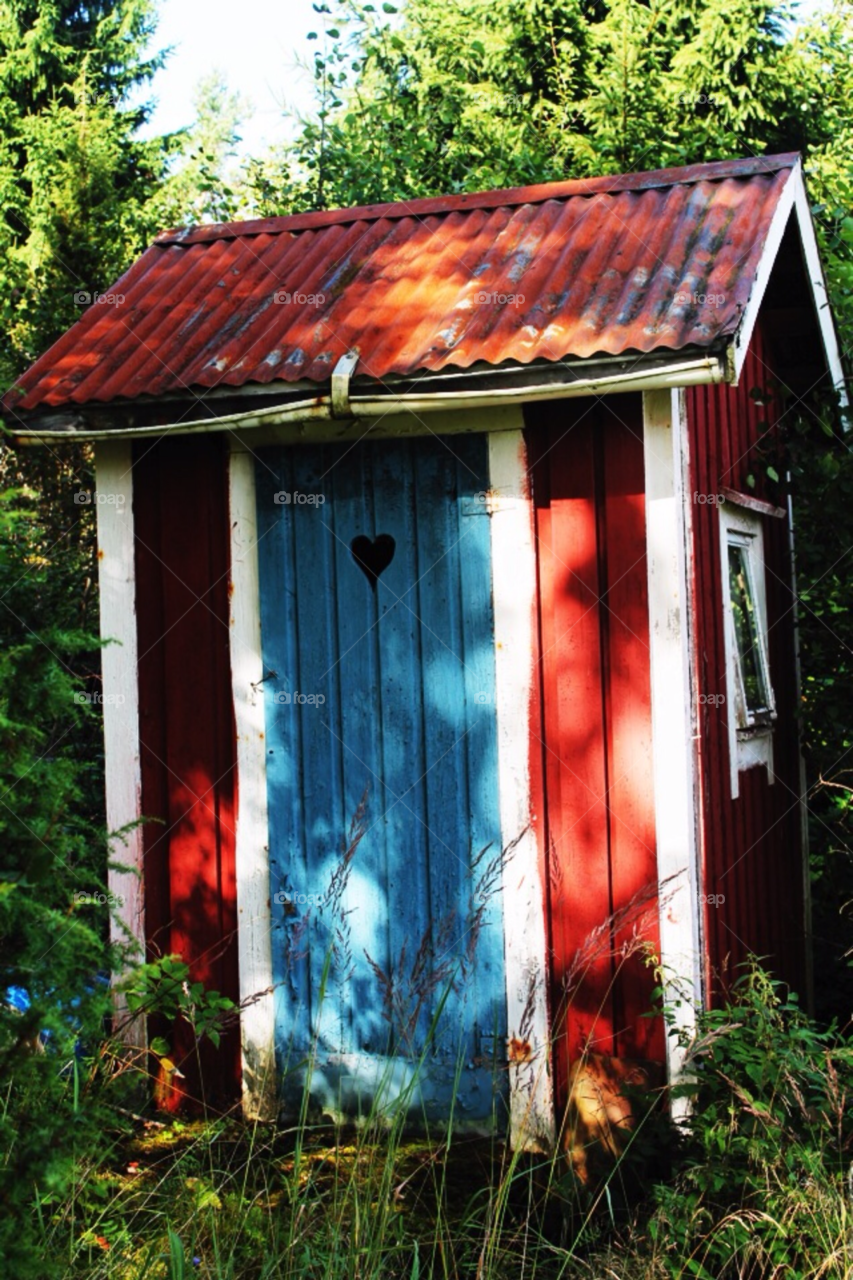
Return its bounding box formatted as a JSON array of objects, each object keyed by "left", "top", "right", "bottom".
[{"left": 350, "top": 534, "right": 396, "bottom": 589}]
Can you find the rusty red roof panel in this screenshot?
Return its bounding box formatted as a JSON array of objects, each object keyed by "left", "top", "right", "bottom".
[{"left": 4, "top": 154, "right": 798, "bottom": 413}]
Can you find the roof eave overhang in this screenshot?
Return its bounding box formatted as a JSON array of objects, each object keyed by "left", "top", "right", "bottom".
[
  {"left": 731, "top": 159, "right": 848, "bottom": 406},
  {"left": 10, "top": 349, "right": 728, "bottom": 445}
]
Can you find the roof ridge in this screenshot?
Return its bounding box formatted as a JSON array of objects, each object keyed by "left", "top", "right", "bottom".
[{"left": 155, "top": 153, "right": 800, "bottom": 248}]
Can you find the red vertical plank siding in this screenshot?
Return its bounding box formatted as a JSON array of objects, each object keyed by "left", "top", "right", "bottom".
[
  {"left": 686, "top": 317, "right": 805, "bottom": 1001},
  {"left": 133, "top": 437, "right": 240, "bottom": 1109},
  {"left": 599, "top": 406, "right": 660, "bottom": 1060},
  {"left": 693, "top": 383, "right": 726, "bottom": 993},
  {"left": 526, "top": 396, "right": 663, "bottom": 1112},
  {"left": 529, "top": 402, "right": 614, "bottom": 1092},
  {"left": 134, "top": 453, "right": 171, "bottom": 966}
]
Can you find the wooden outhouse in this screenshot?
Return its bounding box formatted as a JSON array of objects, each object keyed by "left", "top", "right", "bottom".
[{"left": 5, "top": 153, "right": 845, "bottom": 1145}]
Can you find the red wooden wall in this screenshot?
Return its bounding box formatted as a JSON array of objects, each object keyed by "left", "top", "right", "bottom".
[
  {"left": 686, "top": 318, "right": 806, "bottom": 1002},
  {"left": 133, "top": 436, "right": 240, "bottom": 1109},
  {"left": 525, "top": 394, "right": 664, "bottom": 1110}
]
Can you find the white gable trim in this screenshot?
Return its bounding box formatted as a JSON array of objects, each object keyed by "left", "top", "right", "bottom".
[
  {"left": 790, "top": 171, "right": 848, "bottom": 404},
  {"left": 732, "top": 162, "right": 847, "bottom": 403}
]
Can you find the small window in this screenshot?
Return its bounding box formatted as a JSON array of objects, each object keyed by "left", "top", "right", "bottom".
[
  {"left": 719, "top": 504, "right": 776, "bottom": 797},
  {"left": 726, "top": 535, "right": 775, "bottom": 729}
]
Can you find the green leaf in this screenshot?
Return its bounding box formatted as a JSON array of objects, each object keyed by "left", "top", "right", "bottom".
[
  {"left": 684, "top": 1255, "right": 716, "bottom": 1279},
  {"left": 168, "top": 1227, "right": 186, "bottom": 1280}
]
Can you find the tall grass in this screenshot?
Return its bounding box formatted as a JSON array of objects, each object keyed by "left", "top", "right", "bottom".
[
  {"left": 29, "top": 829, "right": 666, "bottom": 1279},
  {"left": 33, "top": 1004, "right": 853, "bottom": 1279},
  {"left": 22, "top": 826, "right": 853, "bottom": 1279}
]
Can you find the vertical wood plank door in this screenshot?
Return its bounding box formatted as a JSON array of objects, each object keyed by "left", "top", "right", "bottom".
[
  {"left": 254, "top": 435, "right": 506, "bottom": 1124},
  {"left": 525, "top": 396, "right": 664, "bottom": 1112}
]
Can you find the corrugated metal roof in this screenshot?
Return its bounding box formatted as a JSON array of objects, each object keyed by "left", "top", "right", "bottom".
[{"left": 5, "top": 154, "right": 798, "bottom": 413}]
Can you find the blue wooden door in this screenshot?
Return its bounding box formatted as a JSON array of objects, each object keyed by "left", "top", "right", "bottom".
[{"left": 255, "top": 435, "right": 505, "bottom": 1123}]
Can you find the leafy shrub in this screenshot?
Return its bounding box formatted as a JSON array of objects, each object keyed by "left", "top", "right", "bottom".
[
  {"left": 122, "top": 955, "right": 237, "bottom": 1053},
  {"left": 650, "top": 961, "right": 853, "bottom": 1279}
]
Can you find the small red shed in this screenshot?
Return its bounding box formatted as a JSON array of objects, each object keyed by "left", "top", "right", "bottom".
[{"left": 4, "top": 152, "right": 844, "bottom": 1145}]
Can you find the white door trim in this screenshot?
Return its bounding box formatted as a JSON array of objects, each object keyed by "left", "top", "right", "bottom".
[
  {"left": 488, "top": 427, "right": 554, "bottom": 1151},
  {"left": 229, "top": 443, "right": 277, "bottom": 1120},
  {"left": 643, "top": 389, "right": 703, "bottom": 1108},
  {"left": 94, "top": 439, "right": 145, "bottom": 1045}
]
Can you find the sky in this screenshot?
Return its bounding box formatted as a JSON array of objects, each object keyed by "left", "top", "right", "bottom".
[
  {"left": 134, "top": 0, "right": 323, "bottom": 157},
  {"left": 134, "top": 0, "right": 828, "bottom": 162}
]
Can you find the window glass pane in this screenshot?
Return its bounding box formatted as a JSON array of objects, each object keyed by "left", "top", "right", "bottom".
[{"left": 728, "top": 542, "right": 770, "bottom": 714}]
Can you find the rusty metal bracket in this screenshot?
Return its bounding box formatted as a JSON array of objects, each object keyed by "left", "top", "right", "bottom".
[{"left": 331, "top": 350, "right": 360, "bottom": 418}]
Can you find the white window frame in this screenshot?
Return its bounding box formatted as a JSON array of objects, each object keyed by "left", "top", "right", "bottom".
[{"left": 719, "top": 502, "right": 776, "bottom": 798}]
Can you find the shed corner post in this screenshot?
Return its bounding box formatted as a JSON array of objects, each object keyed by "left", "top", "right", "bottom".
[
  {"left": 642, "top": 388, "right": 703, "bottom": 1115},
  {"left": 94, "top": 437, "right": 146, "bottom": 1047},
  {"left": 228, "top": 441, "right": 278, "bottom": 1121},
  {"left": 488, "top": 426, "right": 555, "bottom": 1152},
  {"left": 787, "top": 489, "right": 814, "bottom": 1018}
]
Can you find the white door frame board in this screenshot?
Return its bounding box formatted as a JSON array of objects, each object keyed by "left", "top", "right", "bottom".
[
  {"left": 643, "top": 389, "right": 703, "bottom": 1109},
  {"left": 228, "top": 442, "right": 277, "bottom": 1120},
  {"left": 95, "top": 439, "right": 145, "bottom": 1046},
  {"left": 488, "top": 426, "right": 554, "bottom": 1151}
]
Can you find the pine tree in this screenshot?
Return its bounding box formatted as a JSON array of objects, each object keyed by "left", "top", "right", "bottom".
[
  {"left": 0, "top": 10, "right": 170, "bottom": 1266},
  {"left": 0, "top": 0, "right": 169, "bottom": 386}
]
